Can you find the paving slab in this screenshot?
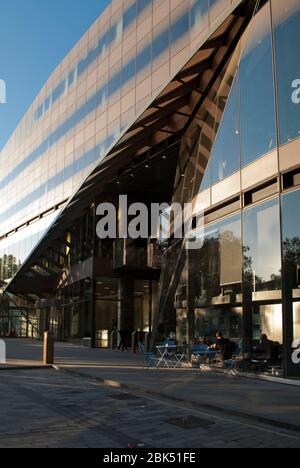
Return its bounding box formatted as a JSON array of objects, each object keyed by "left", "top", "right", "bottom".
[
  {"left": 1, "top": 368, "right": 300, "bottom": 448},
  {"left": 2, "top": 338, "right": 300, "bottom": 433}
]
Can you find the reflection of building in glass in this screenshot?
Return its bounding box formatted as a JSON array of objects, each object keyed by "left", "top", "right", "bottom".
[
  {"left": 1, "top": 0, "right": 300, "bottom": 380},
  {"left": 0, "top": 255, "right": 21, "bottom": 281}
]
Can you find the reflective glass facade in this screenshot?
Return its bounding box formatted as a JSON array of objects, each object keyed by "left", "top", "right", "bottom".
[
  {"left": 0, "top": 0, "right": 238, "bottom": 283},
  {"left": 239, "top": 2, "right": 276, "bottom": 166},
  {"left": 1, "top": 0, "right": 300, "bottom": 381},
  {"left": 273, "top": 0, "right": 300, "bottom": 145},
  {"left": 160, "top": 0, "right": 300, "bottom": 380}
]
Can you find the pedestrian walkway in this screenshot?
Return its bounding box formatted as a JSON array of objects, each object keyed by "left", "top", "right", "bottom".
[
  {"left": 1, "top": 338, "right": 142, "bottom": 368},
  {"left": 1, "top": 367, "right": 299, "bottom": 448},
  {"left": 0, "top": 338, "right": 44, "bottom": 368},
  {"left": 2, "top": 338, "right": 300, "bottom": 433}
]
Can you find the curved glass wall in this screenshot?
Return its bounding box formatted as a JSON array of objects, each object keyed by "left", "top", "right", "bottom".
[
  {"left": 239, "top": 2, "right": 276, "bottom": 167},
  {"left": 272, "top": 0, "right": 300, "bottom": 145},
  {"left": 1, "top": 0, "right": 300, "bottom": 376},
  {"left": 0, "top": 0, "right": 237, "bottom": 282},
  {"left": 198, "top": 2, "right": 279, "bottom": 196},
  {"left": 159, "top": 0, "right": 300, "bottom": 378},
  {"left": 0, "top": 0, "right": 230, "bottom": 236}
]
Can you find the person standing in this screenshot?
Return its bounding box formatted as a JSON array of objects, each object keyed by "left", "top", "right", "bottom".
[{"left": 118, "top": 329, "right": 128, "bottom": 351}]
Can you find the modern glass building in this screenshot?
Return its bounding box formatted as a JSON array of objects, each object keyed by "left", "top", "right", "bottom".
[{"left": 0, "top": 0, "right": 300, "bottom": 380}]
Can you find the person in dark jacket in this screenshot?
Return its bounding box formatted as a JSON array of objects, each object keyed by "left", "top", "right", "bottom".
[
  {"left": 118, "top": 329, "right": 128, "bottom": 351},
  {"left": 215, "top": 332, "right": 229, "bottom": 350},
  {"left": 213, "top": 332, "right": 235, "bottom": 361}
]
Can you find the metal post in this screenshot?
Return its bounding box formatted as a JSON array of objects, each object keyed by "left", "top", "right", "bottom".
[
  {"left": 43, "top": 331, "right": 54, "bottom": 365},
  {"left": 132, "top": 330, "right": 137, "bottom": 353},
  {"left": 145, "top": 332, "right": 151, "bottom": 353},
  {"left": 26, "top": 310, "right": 29, "bottom": 338},
  {"left": 110, "top": 329, "right": 118, "bottom": 350},
  {"left": 149, "top": 280, "right": 153, "bottom": 334},
  {"left": 90, "top": 279, "right": 96, "bottom": 349}
]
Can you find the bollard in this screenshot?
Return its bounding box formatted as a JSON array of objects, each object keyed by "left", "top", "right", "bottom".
[
  {"left": 131, "top": 330, "right": 137, "bottom": 353},
  {"left": 110, "top": 329, "right": 118, "bottom": 350},
  {"left": 145, "top": 332, "right": 151, "bottom": 353},
  {"left": 43, "top": 331, "right": 54, "bottom": 365}
]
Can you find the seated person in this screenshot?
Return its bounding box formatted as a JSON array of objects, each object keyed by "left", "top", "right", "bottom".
[
  {"left": 253, "top": 334, "right": 273, "bottom": 361},
  {"left": 162, "top": 334, "right": 177, "bottom": 347},
  {"left": 211, "top": 332, "right": 235, "bottom": 361},
  {"left": 191, "top": 337, "right": 211, "bottom": 359},
  {"left": 203, "top": 335, "right": 213, "bottom": 347},
  {"left": 211, "top": 332, "right": 228, "bottom": 350}
]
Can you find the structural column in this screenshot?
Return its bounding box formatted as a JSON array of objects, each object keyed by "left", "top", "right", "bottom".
[
  {"left": 187, "top": 249, "right": 196, "bottom": 354},
  {"left": 283, "top": 262, "right": 298, "bottom": 378},
  {"left": 118, "top": 278, "right": 135, "bottom": 337}
]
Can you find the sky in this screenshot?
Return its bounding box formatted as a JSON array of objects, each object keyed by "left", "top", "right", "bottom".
[{"left": 0, "top": 0, "right": 111, "bottom": 150}]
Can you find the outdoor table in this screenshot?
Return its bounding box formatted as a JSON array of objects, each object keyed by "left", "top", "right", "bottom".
[
  {"left": 156, "top": 345, "right": 188, "bottom": 368},
  {"left": 174, "top": 346, "right": 188, "bottom": 368},
  {"left": 156, "top": 345, "right": 178, "bottom": 368},
  {"left": 192, "top": 349, "right": 217, "bottom": 357}
]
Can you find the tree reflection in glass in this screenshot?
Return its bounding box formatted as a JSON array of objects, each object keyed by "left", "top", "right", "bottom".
[
  {"left": 192, "top": 213, "right": 242, "bottom": 306},
  {"left": 282, "top": 189, "right": 300, "bottom": 296},
  {"left": 243, "top": 198, "right": 282, "bottom": 295},
  {"left": 0, "top": 255, "right": 21, "bottom": 282}
]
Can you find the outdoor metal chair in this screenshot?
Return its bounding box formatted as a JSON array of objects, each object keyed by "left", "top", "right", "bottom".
[
  {"left": 223, "top": 345, "right": 242, "bottom": 377},
  {"left": 223, "top": 358, "right": 239, "bottom": 377},
  {"left": 143, "top": 351, "right": 158, "bottom": 368}
]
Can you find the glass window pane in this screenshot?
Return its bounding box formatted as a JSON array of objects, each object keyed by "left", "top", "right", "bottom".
[
  {"left": 193, "top": 213, "right": 242, "bottom": 307},
  {"left": 282, "top": 189, "right": 300, "bottom": 298},
  {"left": 273, "top": 0, "right": 300, "bottom": 144},
  {"left": 252, "top": 304, "right": 283, "bottom": 345},
  {"left": 240, "top": 4, "right": 276, "bottom": 166},
  {"left": 294, "top": 304, "right": 300, "bottom": 342},
  {"left": 282, "top": 188, "right": 300, "bottom": 374},
  {"left": 192, "top": 213, "right": 243, "bottom": 348},
  {"left": 211, "top": 77, "right": 240, "bottom": 184},
  {"left": 195, "top": 307, "right": 243, "bottom": 342},
  {"left": 251, "top": 304, "right": 283, "bottom": 377},
  {"left": 243, "top": 198, "right": 282, "bottom": 295}
]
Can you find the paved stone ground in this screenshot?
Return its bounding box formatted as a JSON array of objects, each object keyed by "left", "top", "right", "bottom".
[
  {"left": 2, "top": 338, "right": 142, "bottom": 368},
  {"left": 2, "top": 338, "right": 300, "bottom": 441},
  {"left": 0, "top": 368, "right": 300, "bottom": 448}
]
